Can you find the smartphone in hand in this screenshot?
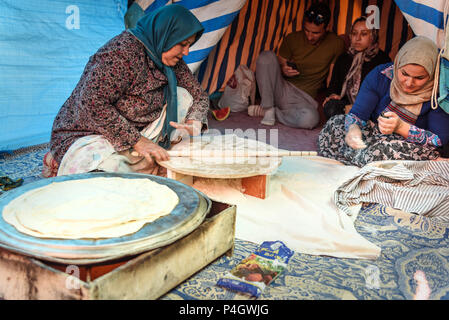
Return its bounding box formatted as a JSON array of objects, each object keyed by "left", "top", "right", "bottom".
[
  {"left": 286, "top": 61, "right": 299, "bottom": 71},
  {"left": 380, "top": 111, "right": 390, "bottom": 119}
]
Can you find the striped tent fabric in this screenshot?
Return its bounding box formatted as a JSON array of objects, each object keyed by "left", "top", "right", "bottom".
[
  {"left": 135, "top": 0, "right": 246, "bottom": 73},
  {"left": 198, "top": 0, "right": 414, "bottom": 94},
  {"left": 394, "top": 0, "right": 447, "bottom": 49},
  {"left": 0, "top": 0, "right": 128, "bottom": 152}
]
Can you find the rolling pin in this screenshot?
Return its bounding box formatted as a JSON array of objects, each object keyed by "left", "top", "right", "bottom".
[{"left": 131, "top": 150, "right": 317, "bottom": 157}]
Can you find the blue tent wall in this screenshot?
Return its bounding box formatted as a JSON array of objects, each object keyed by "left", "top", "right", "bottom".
[{"left": 0, "top": 0, "right": 127, "bottom": 152}]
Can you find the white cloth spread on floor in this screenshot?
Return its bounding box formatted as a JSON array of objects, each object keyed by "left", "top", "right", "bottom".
[{"left": 193, "top": 156, "right": 381, "bottom": 260}]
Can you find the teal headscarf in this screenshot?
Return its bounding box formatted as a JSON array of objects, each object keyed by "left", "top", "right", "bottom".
[{"left": 128, "top": 4, "right": 204, "bottom": 148}]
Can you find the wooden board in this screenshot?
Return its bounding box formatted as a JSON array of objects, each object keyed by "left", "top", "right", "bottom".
[
  {"left": 166, "top": 168, "right": 271, "bottom": 199},
  {"left": 241, "top": 175, "right": 270, "bottom": 199}
]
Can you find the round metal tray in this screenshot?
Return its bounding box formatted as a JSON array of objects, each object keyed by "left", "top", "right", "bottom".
[{"left": 0, "top": 172, "right": 211, "bottom": 265}]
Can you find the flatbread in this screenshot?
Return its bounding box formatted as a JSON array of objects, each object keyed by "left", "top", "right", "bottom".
[
  {"left": 159, "top": 134, "right": 282, "bottom": 178},
  {"left": 2, "top": 177, "right": 179, "bottom": 239}
]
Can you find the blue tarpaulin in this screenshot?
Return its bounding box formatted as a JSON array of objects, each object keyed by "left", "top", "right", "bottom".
[{"left": 0, "top": 0, "right": 127, "bottom": 151}]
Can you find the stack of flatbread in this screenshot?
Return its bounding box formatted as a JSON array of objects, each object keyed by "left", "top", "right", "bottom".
[{"left": 2, "top": 177, "right": 179, "bottom": 239}]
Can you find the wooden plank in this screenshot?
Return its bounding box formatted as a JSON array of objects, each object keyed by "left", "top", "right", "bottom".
[
  {"left": 46, "top": 260, "right": 128, "bottom": 282},
  {"left": 89, "top": 204, "right": 236, "bottom": 300},
  {"left": 0, "top": 249, "right": 90, "bottom": 300},
  {"left": 241, "top": 174, "right": 269, "bottom": 199},
  {"left": 166, "top": 169, "right": 193, "bottom": 186}
]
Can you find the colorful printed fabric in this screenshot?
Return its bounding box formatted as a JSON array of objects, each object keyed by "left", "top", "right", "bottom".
[
  {"left": 344, "top": 113, "right": 367, "bottom": 131},
  {"left": 408, "top": 125, "right": 443, "bottom": 147},
  {"left": 318, "top": 114, "right": 440, "bottom": 167},
  {"left": 0, "top": 176, "right": 23, "bottom": 192},
  {"left": 380, "top": 64, "right": 394, "bottom": 80}
]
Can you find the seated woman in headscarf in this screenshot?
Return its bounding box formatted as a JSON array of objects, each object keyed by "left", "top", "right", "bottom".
[
  {"left": 42, "top": 5, "right": 209, "bottom": 177},
  {"left": 317, "top": 36, "right": 449, "bottom": 167},
  {"left": 323, "top": 16, "right": 391, "bottom": 120}
]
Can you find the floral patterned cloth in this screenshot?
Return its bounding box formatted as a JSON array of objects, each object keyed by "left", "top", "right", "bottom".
[
  {"left": 49, "top": 31, "right": 209, "bottom": 165},
  {"left": 346, "top": 106, "right": 442, "bottom": 148},
  {"left": 318, "top": 114, "right": 440, "bottom": 167},
  {"left": 43, "top": 87, "right": 193, "bottom": 177},
  {"left": 41, "top": 151, "right": 59, "bottom": 178}
]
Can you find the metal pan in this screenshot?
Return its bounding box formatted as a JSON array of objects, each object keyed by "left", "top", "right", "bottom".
[{"left": 0, "top": 172, "right": 211, "bottom": 265}]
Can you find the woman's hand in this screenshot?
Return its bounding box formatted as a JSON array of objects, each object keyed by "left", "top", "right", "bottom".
[
  {"left": 345, "top": 124, "right": 367, "bottom": 149},
  {"left": 132, "top": 136, "right": 169, "bottom": 165},
  {"left": 170, "top": 119, "right": 202, "bottom": 137},
  {"left": 323, "top": 94, "right": 341, "bottom": 106},
  {"left": 377, "top": 111, "right": 406, "bottom": 135}
]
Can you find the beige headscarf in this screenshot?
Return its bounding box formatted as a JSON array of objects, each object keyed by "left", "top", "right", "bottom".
[{"left": 390, "top": 36, "right": 439, "bottom": 115}]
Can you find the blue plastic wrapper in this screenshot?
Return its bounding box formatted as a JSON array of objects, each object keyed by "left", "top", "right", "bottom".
[{"left": 217, "top": 240, "right": 294, "bottom": 298}]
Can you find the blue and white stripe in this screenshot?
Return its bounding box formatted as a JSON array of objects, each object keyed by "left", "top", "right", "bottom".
[
  {"left": 143, "top": 0, "right": 247, "bottom": 72},
  {"left": 335, "top": 160, "right": 449, "bottom": 224},
  {"left": 394, "top": 0, "right": 448, "bottom": 48}
]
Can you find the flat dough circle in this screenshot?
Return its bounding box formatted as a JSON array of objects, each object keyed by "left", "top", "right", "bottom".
[
  {"left": 159, "top": 134, "right": 282, "bottom": 178},
  {"left": 2, "top": 177, "right": 179, "bottom": 239}
]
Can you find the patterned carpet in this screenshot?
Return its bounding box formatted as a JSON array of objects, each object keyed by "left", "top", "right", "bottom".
[
  {"left": 163, "top": 203, "right": 449, "bottom": 300},
  {"left": 2, "top": 145, "right": 449, "bottom": 300}
]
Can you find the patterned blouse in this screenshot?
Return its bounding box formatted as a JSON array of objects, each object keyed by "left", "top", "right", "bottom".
[{"left": 50, "top": 31, "right": 209, "bottom": 164}]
